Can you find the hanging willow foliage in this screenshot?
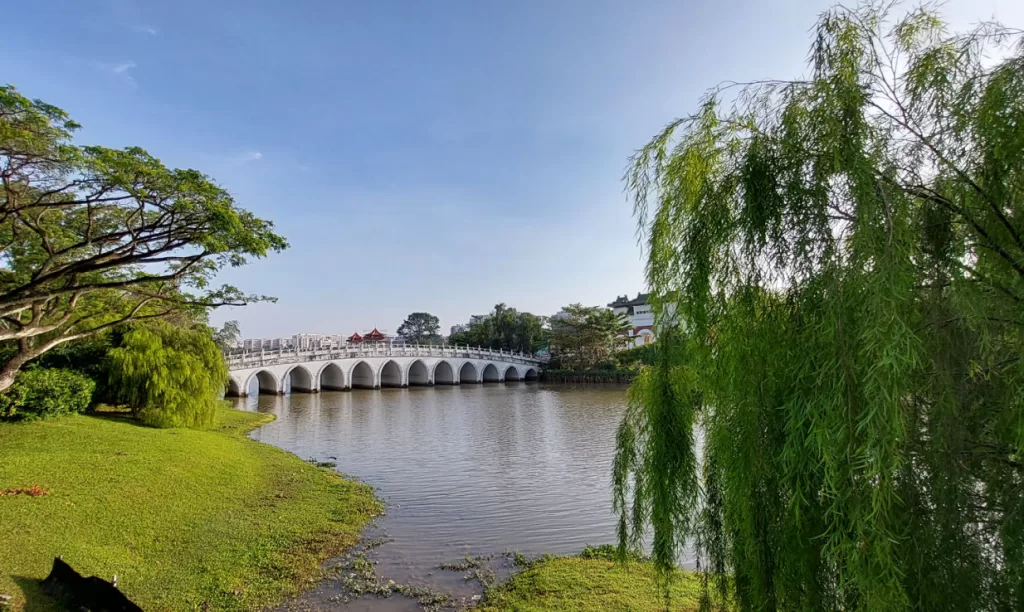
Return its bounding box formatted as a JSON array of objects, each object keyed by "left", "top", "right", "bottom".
[
  {"left": 616, "top": 2, "right": 1024, "bottom": 610},
  {"left": 614, "top": 324, "right": 699, "bottom": 586},
  {"left": 108, "top": 323, "right": 227, "bottom": 428}
]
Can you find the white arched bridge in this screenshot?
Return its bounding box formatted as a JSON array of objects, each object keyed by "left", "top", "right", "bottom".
[{"left": 226, "top": 345, "right": 543, "bottom": 396}]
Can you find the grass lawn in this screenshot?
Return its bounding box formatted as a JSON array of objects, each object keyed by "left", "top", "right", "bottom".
[
  {"left": 479, "top": 556, "right": 710, "bottom": 612},
  {"left": 0, "top": 407, "right": 381, "bottom": 610}
]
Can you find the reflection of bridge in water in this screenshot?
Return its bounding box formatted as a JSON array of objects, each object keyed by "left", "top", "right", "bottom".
[{"left": 226, "top": 345, "right": 542, "bottom": 396}]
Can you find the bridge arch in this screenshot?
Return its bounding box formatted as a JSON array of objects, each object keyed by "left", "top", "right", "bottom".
[
  {"left": 226, "top": 377, "right": 242, "bottom": 397},
  {"left": 319, "top": 362, "right": 347, "bottom": 391},
  {"left": 284, "top": 365, "right": 315, "bottom": 393},
  {"left": 408, "top": 360, "right": 430, "bottom": 386},
  {"left": 246, "top": 370, "right": 281, "bottom": 395},
  {"left": 524, "top": 367, "right": 539, "bottom": 381},
  {"left": 482, "top": 363, "right": 500, "bottom": 383},
  {"left": 459, "top": 362, "right": 478, "bottom": 383},
  {"left": 350, "top": 361, "right": 375, "bottom": 389},
  {"left": 503, "top": 366, "right": 520, "bottom": 382},
  {"left": 380, "top": 360, "right": 403, "bottom": 388},
  {"left": 433, "top": 360, "right": 455, "bottom": 385}
]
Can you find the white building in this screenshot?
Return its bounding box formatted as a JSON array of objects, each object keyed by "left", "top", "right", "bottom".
[
  {"left": 240, "top": 334, "right": 347, "bottom": 352},
  {"left": 608, "top": 293, "right": 656, "bottom": 347},
  {"left": 450, "top": 315, "right": 488, "bottom": 337},
  {"left": 241, "top": 337, "right": 292, "bottom": 351},
  {"left": 291, "top": 333, "right": 346, "bottom": 350}
]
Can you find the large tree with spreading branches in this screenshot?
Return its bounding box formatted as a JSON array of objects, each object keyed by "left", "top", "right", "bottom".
[
  {"left": 0, "top": 85, "right": 287, "bottom": 390},
  {"left": 397, "top": 312, "right": 442, "bottom": 344},
  {"left": 548, "top": 303, "right": 631, "bottom": 370},
  {"left": 615, "top": 3, "right": 1024, "bottom": 610}
]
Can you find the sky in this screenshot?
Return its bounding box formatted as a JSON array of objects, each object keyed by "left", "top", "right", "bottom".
[{"left": 3, "top": 0, "right": 1022, "bottom": 339}]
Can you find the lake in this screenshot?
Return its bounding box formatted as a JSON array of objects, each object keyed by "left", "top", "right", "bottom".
[{"left": 237, "top": 384, "right": 631, "bottom": 610}]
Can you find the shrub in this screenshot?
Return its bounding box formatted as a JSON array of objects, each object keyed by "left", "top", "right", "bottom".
[
  {"left": 108, "top": 323, "right": 226, "bottom": 429},
  {"left": 0, "top": 369, "right": 96, "bottom": 421},
  {"left": 615, "top": 344, "right": 657, "bottom": 368},
  {"left": 33, "top": 331, "right": 123, "bottom": 404}
]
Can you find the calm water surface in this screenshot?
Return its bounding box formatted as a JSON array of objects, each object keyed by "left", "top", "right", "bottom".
[{"left": 238, "top": 384, "right": 630, "bottom": 609}]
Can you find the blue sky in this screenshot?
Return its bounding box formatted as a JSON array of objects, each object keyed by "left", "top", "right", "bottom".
[{"left": 4, "top": 0, "right": 1021, "bottom": 338}]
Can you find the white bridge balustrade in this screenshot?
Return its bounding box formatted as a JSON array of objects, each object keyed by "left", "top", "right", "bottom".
[{"left": 225, "top": 345, "right": 542, "bottom": 396}]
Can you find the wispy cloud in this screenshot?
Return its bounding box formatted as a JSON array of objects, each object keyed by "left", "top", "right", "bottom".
[
  {"left": 197, "top": 149, "right": 267, "bottom": 170},
  {"left": 91, "top": 60, "right": 138, "bottom": 88},
  {"left": 225, "top": 150, "right": 264, "bottom": 166},
  {"left": 128, "top": 24, "right": 159, "bottom": 35}
]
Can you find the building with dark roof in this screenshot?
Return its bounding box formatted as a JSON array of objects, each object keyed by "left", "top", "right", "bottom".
[{"left": 608, "top": 292, "right": 656, "bottom": 346}]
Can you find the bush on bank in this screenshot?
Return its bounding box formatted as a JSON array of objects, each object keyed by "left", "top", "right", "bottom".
[
  {"left": 0, "top": 368, "right": 95, "bottom": 422},
  {"left": 540, "top": 368, "right": 635, "bottom": 383},
  {"left": 539, "top": 345, "right": 658, "bottom": 383},
  {"left": 107, "top": 323, "right": 227, "bottom": 428},
  {"left": 615, "top": 344, "right": 657, "bottom": 368}
]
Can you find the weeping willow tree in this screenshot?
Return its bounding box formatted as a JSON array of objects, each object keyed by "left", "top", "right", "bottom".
[
  {"left": 108, "top": 322, "right": 227, "bottom": 428},
  {"left": 614, "top": 2, "right": 1024, "bottom": 610}
]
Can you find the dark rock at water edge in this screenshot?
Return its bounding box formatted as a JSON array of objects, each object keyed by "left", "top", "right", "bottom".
[{"left": 41, "top": 557, "right": 143, "bottom": 611}]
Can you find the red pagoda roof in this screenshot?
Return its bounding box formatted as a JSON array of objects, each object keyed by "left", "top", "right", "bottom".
[
  {"left": 347, "top": 332, "right": 363, "bottom": 343},
  {"left": 364, "top": 327, "right": 386, "bottom": 340}
]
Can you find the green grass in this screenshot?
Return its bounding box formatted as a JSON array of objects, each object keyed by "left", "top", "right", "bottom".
[
  {"left": 479, "top": 556, "right": 708, "bottom": 612},
  {"left": 0, "top": 407, "right": 381, "bottom": 610}
]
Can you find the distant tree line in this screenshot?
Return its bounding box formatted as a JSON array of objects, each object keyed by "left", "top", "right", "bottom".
[
  {"left": 432, "top": 302, "right": 638, "bottom": 373},
  {"left": 446, "top": 303, "right": 546, "bottom": 354}
]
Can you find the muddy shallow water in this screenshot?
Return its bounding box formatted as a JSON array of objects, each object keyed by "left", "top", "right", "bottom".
[{"left": 237, "top": 384, "right": 632, "bottom": 610}]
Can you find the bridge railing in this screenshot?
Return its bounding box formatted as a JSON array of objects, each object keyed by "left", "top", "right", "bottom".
[{"left": 225, "top": 344, "right": 542, "bottom": 370}]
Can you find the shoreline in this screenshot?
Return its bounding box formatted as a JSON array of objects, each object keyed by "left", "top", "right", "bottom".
[{"left": 539, "top": 371, "right": 636, "bottom": 384}]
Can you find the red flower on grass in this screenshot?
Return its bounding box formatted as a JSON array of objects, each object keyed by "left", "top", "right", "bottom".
[{"left": 0, "top": 484, "right": 49, "bottom": 497}]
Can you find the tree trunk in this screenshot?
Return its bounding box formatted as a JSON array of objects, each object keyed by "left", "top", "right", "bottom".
[
  {"left": 0, "top": 341, "right": 42, "bottom": 392},
  {"left": 0, "top": 368, "right": 17, "bottom": 393}
]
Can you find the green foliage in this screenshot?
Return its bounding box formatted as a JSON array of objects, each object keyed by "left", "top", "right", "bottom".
[
  {"left": 448, "top": 304, "right": 546, "bottom": 354},
  {"left": 0, "top": 368, "right": 95, "bottom": 421},
  {"left": 548, "top": 303, "right": 631, "bottom": 370},
  {"left": 108, "top": 323, "right": 227, "bottom": 428},
  {"left": 541, "top": 369, "right": 635, "bottom": 384},
  {"left": 616, "top": 344, "right": 658, "bottom": 368},
  {"left": 397, "top": 312, "right": 442, "bottom": 344},
  {"left": 0, "top": 85, "right": 287, "bottom": 390},
  {"left": 212, "top": 320, "right": 241, "bottom": 352},
  {"left": 614, "top": 327, "right": 698, "bottom": 592},
  {"left": 617, "top": 3, "right": 1024, "bottom": 610},
  {"left": 31, "top": 330, "right": 125, "bottom": 404}
]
